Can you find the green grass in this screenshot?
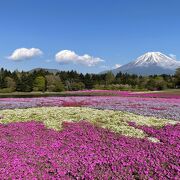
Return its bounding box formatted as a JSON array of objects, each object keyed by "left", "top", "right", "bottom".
[{"left": 0, "top": 91, "right": 87, "bottom": 98}]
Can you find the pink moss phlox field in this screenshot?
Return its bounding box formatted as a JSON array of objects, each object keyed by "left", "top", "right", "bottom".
[
  {"left": 0, "top": 95, "right": 180, "bottom": 120},
  {"left": 0, "top": 121, "right": 179, "bottom": 179},
  {"left": 69, "top": 90, "right": 180, "bottom": 99}
]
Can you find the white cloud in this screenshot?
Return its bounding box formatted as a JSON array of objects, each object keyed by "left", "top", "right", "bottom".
[
  {"left": 113, "top": 64, "right": 122, "bottom": 69},
  {"left": 169, "top": 54, "right": 176, "bottom": 60},
  {"left": 8, "top": 48, "right": 43, "bottom": 61},
  {"left": 55, "top": 50, "right": 104, "bottom": 67}
]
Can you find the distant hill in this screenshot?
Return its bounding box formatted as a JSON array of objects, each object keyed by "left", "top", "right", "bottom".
[
  {"left": 29, "top": 68, "right": 60, "bottom": 74},
  {"left": 101, "top": 52, "right": 180, "bottom": 75}
]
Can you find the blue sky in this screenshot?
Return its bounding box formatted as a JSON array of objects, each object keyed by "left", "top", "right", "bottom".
[{"left": 0, "top": 0, "right": 180, "bottom": 73}]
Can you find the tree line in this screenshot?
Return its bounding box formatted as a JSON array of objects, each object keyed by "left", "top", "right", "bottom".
[{"left": 0, "top": 68, "right": 180, "bottom": 93}]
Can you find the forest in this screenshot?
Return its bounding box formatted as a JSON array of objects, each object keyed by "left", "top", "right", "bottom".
[{"left": 0, "top": 68, "right": 180, "bottom": 93}]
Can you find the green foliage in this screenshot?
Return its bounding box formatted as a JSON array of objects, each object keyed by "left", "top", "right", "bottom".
[
  {"left": 146, "top": 77, "right": 167, "bottom": 90},
  {"left": 16, "top": 73, "right": 33, "bottom": 92},
  {"left": 5, "top": 77, "right": 16, "bottom": 91},
  {"left": 0, "top": 68, "right": 178, "bottom": 92},
  {"left": 71, "top": 82, "right": 85, "bottom": 91},
  {"left": 84, "top": 74, "right": 93, "bottom": 89},
  {"left": 33, "top": 76, "right": 46, "bottom": 91},
  {"left": 0, "top": 88, "right": 14, "bottom": 93},
  {"left": 94, "top": 84, "right": 133, "bottom": 90},
  {"left": 175, "top": 67, "right": 180, "bottom": 87},
  {"left": 46, "top": 75, "right": 64, "bottom": 92},
  {"left": 105, "top": 72, "right": 115, "bottom": 85}
]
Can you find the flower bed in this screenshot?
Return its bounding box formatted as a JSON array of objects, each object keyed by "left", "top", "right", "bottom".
[
  {"left": 0, "top": 107, "right": 177, "bottom": 139},
  {"left": 0, "top": 96, "right": 179, "bottom": 121},
  {"left": 0, "top": 120, "right": 179, "bottom": 179},
  {"left": 0, "top": 92, "right": 179, "bottom": 179},
  {"left": 68, "top": 90, "right": 180, "bottom": 99}
]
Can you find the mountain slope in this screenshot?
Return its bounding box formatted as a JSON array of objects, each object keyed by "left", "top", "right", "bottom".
[
  {"left": 29, "top": 68, "right": 60, "bottom": 74},
  {"left": 111, "top": 52, "right": 180, "bottom": 75}
]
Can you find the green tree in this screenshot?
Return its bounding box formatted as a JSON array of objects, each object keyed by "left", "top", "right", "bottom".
[
  {"left": 105, "top": 72, "right": 115, "bottom": 85},
  {"left": 71, "top": 82, "right": 85, "bottom": 91},
  {"left": 46, "top": 75, "right": 64, "bottom": 92},
  {"left": 84, "top": 74, "right": 93, "bottom": 89},
  {"left": 146, "top": 77, "right": 167, "bottom": 90},
  {"left": 16, "top": 73, "right": 33, "bottom": 92},
  {"left": 5, "top": 77, "right": 16, "bottom": 91},
  {"left": 175, "top": 68, "right": 180, "bottom": 87},
  {"left": 33, "top": 76, "right": 46, "bottom": 91}
]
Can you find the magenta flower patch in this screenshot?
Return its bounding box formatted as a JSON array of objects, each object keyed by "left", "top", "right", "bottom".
[
  {"left": 0, "top": 96, "right": 180, "bottom": 120},
  {"left": 0, "top": 121, "right": 179, "bottom": 179}
]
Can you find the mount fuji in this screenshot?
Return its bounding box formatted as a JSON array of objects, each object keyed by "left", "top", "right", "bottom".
[{"left": 110, "top": 52, "right": 180, "bottom": 75}]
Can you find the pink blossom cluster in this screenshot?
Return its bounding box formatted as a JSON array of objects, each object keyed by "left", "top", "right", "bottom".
[
  {"left": 70, "top": 90, "right": 180, "bottom": 99},
  {"left": 0, "top": 121, "right": 179, "bottom": 179},
  {"left": 0, "top": 96, "right": 179, "bottom": 120}
]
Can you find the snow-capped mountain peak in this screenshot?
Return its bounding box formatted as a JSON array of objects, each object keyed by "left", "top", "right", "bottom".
[
  {"left": 108, "top": 51, "right": 180, "bottom": 75},
  {"left": 133, "top": 52, "right": 177, "bottom": 67}
]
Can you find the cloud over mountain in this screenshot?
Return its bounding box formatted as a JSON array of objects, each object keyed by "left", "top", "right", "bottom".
[
  {"left": 113, "top": 64, "right": 122, "bottom": 69},
  {"left": 8, "top": 48, "right": 43, "bottom": 61},
  {"left": 55, "top": 50, "right": 104, "bottom": 67}
]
